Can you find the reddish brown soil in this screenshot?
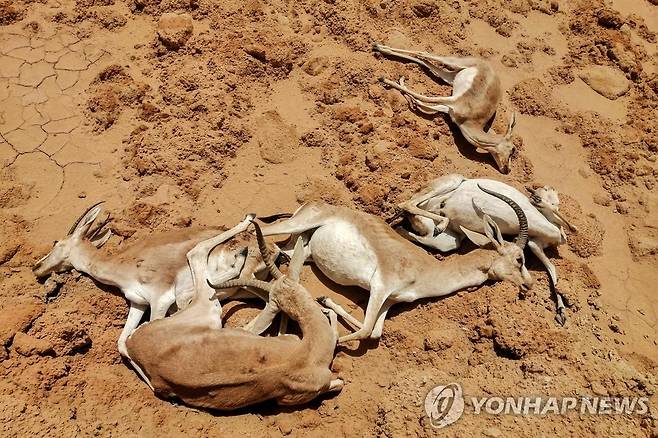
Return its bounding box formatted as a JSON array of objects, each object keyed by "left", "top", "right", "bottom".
[{"left": 1, "top": 0, "right": 657, "bottom": 436}]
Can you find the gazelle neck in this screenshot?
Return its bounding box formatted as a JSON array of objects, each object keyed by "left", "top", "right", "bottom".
[
  {"left": 459, "top": 122, "right": 502, "bottom": 149},
  {"left": 69, "top": 241, "right": 119, "bottom": 287},
  {"left": 279, "top": 288, "right": 335, "bottom": 362},
  {"left": 417, "top": 248, "right": 496, "bottom": 296}
]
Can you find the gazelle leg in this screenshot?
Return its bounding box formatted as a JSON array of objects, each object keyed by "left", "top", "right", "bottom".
[
  {"left": 119, "top": 303, "right": 154, "bottom": 390},
  {"left": 371, "top": 300, "right": 394, "bottom": 339},
  {"left": 398, "top": 202, "right": 449, "bottom": 229},
  {"left": 186, "top": 215, "right": 255, "bottom": 313},
  {"left": 118, "top": 302, "right": 147, "bottom": 358},
  {"left": 327, "top": 378, "right": 344, "bottom": 392},
  {"left": 338, "top": 290, "right": 391, "bottom": 343},
  {"left": 149, "top": 294, "right": 174, "bottom": 321},
  {"left": 317, "top": 296, "right": 363, "bottom": 330},
  {"left": 404, "top": 95, "right": 451, "bottom": 115},
  {"left": 373, "top": 44, "right": 460, "bottom": 83},
  {"left": 395, "top": 227, "right": 462, "bottom": 252},
  {"left": 244, "top": 302, "right": 280, "bottom": 334},
  {"left": 321, "top": 307, "right": 340, "bottom": 339},
  {"left": 380, "top": 76, "right": 457, "bottom": 104},
  {"left": 398, "top": 183, "right": 457, "bottom": 228},
  {"left": 277, "top": 313, "right": 289, "bottom": 335},
  {"left": 527, "top": 240, "right": 566, "bottom": 326}
]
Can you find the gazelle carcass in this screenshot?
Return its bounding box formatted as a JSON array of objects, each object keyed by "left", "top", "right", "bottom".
[
  {"left": 32, "top": 203, "right": 275, "bottom": 385},
  {"left": 126, "top": 219, "right": 343, "bottom": 409},
  {"left": 251, "top": 189, "right": 533, "bottom": 344},
  {"left": 393, "top": 174, "right": 578, "bottom": 325},
  {"left": 373, "top": 43, "right": 517, "bottom": 173}
]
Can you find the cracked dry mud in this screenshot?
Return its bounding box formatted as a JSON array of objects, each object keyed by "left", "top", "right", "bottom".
[{"left": 0, "top": 0, "right": 657, "bottom": 437}]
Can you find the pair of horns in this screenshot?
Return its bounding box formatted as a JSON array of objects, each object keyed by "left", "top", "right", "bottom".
[
  {"left": 209, "top": 221, "right": 304, "bottom": 294},
  {"left": 68, "top": 201, "right": 111, "bottom": 240},
  {"left": 477, "top": 184, "right": 528, "bottom": 249}
]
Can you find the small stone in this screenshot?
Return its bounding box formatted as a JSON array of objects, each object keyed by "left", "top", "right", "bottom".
[
  {"left": 423, "top": 330, "right": 454, "bottom": 351},
  {"left": 302, "top": 56, "right": 328, "bottom": 76},
  {"left": 13, "top": 333, "right": 54, "bottom": 357},
  {"left": 590, "top": 381, "right": 608, "bottom": 396},
  {"left": 592, "top": 192, "right": 611, "bottom": 207},
  {"left": 483, "top": 427, "right": 502, "bottom": 437},
  {"left": 578, "top": 65, "right": 630, "bottom": 100},
  {"left": 157, "top": 13, "right": 193, "bottom": 50},
  {"left": 0, "top": 303, "right": 45, "bottom": 345},
  {"left": 275, "top": 416, "right": 294, "bottom": 436},
  {"left": 407, "top": 137, "right": 438, "bottom": 160}
]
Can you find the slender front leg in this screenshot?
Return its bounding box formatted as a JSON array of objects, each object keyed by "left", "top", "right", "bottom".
[
  {"left": 395, "top": 227, "right": 463, "bottom": 252},
  {"left": 187, "top": 215, "right": 255, "bottom": 300},
  {"left": 338, "top": 290, "right": 391, "bottom": 343},
  {"left": 317, "top": 296, "right": 363, "bottom": 330},
  {"left": 321, "top": 307, "right": 340, "bottom": 340},
  {"left": 399, "top": 201, "right": 450, "bottom": 229},
  {"left": 119, "top": 303, "right": 154, "bottom": 390},
  {"left": 149, "top": 293, "right": 175, "bottom": 321},
  {"left": 527, "top": 240, "right": 567, "bottom": 326},
  {"left": 277, "top": 314, "right": 289, "bottom": 335},
  {"left": 118, "top": 302, "right": 147, "bottom": 357},
  {"left": 243, "top": 302, "right": 280, "bottom": 334},
  {"left": 371, "top": 301, "right": 394, "bottom": 339}
]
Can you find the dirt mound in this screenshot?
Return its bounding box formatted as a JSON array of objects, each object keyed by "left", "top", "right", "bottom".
[
  {"left": 1, "top": 0, "right": 657, "bottom": 436},
  {"left": 86, "top": 64, "right": 150, "bottom": 131}
]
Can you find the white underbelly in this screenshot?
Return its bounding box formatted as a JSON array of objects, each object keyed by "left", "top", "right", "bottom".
[
  {"left": 452, "top": 68, "right": 477, "bottom": 99},
  {"left": 309, "top": 223, "right": 378, "bottom": 290}
]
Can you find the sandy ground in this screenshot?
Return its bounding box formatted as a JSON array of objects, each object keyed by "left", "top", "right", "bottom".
[{"left": 0, "top": 0, "right": 657, "bottom": 436}]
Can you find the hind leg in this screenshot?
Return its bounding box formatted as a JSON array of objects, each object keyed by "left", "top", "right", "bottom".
[
  {"left": 396, "top": 227, "right": 463, "bottom": 252},
  {"left": 373, "top": 43, "right": 461, "bottom": 84},
  {"left": 380, "top": 76, "right": 457, "bottom": 105}
]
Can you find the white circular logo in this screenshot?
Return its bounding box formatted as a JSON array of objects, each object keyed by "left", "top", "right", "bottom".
[{"left": 424, "top": 383, "right": 465, "bottom": 429}]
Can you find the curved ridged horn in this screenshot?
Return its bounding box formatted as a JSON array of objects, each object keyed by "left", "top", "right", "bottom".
[
  {"left": 68, "top": 201, "right": 104, "bottom": 235},
  {"left": 252, "top": 221, "right": 283, "bottom": 280},
  {"left": 477, "top": 184, "right": 528, "bottom": 249},
  {"left": 207, "top": 278, "right": 273, "bottom": 294}
]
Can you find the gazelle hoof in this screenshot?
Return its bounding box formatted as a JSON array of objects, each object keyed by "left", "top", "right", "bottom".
[
  {"left": 316, "top": 296, "right": 329, "bottom": 306},
  {"left": 555, "top": 311, "right": 567, "bottom": 327}
]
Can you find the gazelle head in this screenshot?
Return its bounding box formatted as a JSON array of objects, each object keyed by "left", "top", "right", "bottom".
[
  {"left": 478, "top": 113, "right": 516, "bottom": 174},
  {"left": 526, "top": 185, "right": 578, "bottom": 232},
  {"left": 32, "top": 202, "right": 112, "bottom": 279},
  {"left": 460, "top": 184, "right": 533, "bottom": 291},
  {"left": 209, "top": 221, "right": 309, "bottom": 319}
]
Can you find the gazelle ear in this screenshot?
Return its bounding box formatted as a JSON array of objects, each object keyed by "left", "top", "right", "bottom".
[
  {"left": 505, "top": 112, "right": 517, "bottom": 140},
  {"left": 287, "top": 237, "right": 305, "bottom": 282},
  {"left": 459, "top": 226, "right": 491, "bottom": 247},
  {"left": 482, "top": 214, "right": 504, "bottom": 249},
  {"left": 90, "top": 228, "right": 112, "bottom": 248}
]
